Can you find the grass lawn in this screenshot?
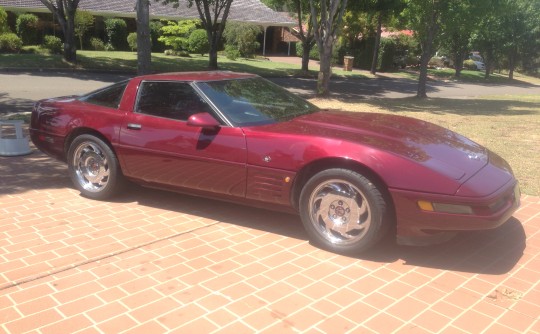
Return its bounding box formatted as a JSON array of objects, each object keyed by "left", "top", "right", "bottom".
[
  {"left": 1, "top": 50, "right": 538, "bottom": 195},
  {"left": 398, "top": 67, "right": 540, "bottom": 86},
  {"left": 0, "top": 50, "right": 368, "bottom": 78},
  {"left": 310, "top": 95, "right": 540, "bottom": 196}
]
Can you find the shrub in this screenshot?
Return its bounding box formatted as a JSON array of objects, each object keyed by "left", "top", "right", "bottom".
[
  {"left": 0, "top": 6, "right": 10, "bottom": 34},
  {"left": 223, "top": 22, "right": 260, "bottom": 58},
  {"left": 16, "top": 13, "right": 38, "bottom": 45},
  {"left": 463, "top": 59, "right": 478, "bottom": 70},
  {"left": 224, "top": 45, "right": 241, "bottom": 60},
  {"left": 164, "top": 49, "right": 190, "bottom": 57},
  {"left": 90, "top": 37, "right": 105, "bottom": 51},
  {"left": 127, "top": 32, "right": 137, "bottom": 51},
  {"left": 296, "top": 42, "right": 320, "bottom": 61},
  {"left": 188, "top": 29, "right": 209, "bottom": 56},
  {"left": 0, "top": 33, "right": 23, "bottom": 53},
  {"left": 159, "top": 20, "right": 198, "bottom": 51},
  {"left": 378, "top": 37, "right": 397, "bottom": 72},
  {"left": 104, "top": 18, "right": 128, "bottom": 50},
  {"left": 42, "top": 35, "right": 63, "bottom": 54}
]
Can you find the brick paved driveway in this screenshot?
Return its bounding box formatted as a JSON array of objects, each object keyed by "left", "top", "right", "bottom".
[{"left": 1, "top": 145, "right": 539, "bottom": 333}]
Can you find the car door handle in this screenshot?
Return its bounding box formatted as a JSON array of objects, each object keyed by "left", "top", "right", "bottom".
[{"left": 127, "top": 123, "right": 142, "bottom": 130}]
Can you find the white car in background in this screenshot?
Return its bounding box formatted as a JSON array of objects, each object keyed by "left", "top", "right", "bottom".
[{"left": 469, "top": 53, "right": 486, "bottom": 71}]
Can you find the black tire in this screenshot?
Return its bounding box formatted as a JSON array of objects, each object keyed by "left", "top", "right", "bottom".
[
  {"left": 67, "top": 134, "right": 124, "bottom": 200},
  {"left": 299, "top": 168, "right": 389, "bottom": 254}
]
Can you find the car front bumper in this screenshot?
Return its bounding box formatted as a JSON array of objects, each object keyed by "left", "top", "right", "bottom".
[{"left": 391, "top": 179, "right": 520, "bottom": 246}]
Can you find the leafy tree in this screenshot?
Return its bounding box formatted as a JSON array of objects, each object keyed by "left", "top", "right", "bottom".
[
  {"left": 470, "top": 0, "right": 506, "bottom": 79},
  {"left": 0, "top": 6, "right": 10, "bottom": 34},
  {"left": 519, "top": 1, "right": 540, "bottom": 75},
  {"left": 38, "top": 0, "right": 80, "bottom": 62},
  {"left": 223, "top": 22, "right": 261, "bottom": 58},
  {"left": 155, "top": 0, "right": 234, "bottom": 70},
  {"left": 158, "top": 19, "right": 198, "bottom": 51},
  {"left": 189, "top": 29, "right": 210, "bottom": 55},
  {"left": 364, "top": 0, "right": 404, "bottom": 74},
  {"left": 309, "top": 0, "right": 349, "bottom": 96},
  {"left": 262, "top": 0, "right": 316, "bottom": 74},
  {"left": 498, "top": 0, "right": 537, "bottom": 79},
  {"left": 74, "top": 10, "right": 94, "bottom": 50},
  {"left": 16, "top": 13, "right": 38, "bottom": 45},
  {"left": 402, "top": 0, "right": 449, "bottom": 98},
  {"left": 292, "top": 0, "right": 316, "bottom": 74},
  {"left": 438, "top": 1, "right": 472, "bottom": 78}
]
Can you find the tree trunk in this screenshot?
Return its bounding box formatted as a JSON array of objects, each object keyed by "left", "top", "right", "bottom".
[
  {"left": 508, "top": 47, "right": 516, "bottom": 80},
  {"left": 370, "top": 13, "right": 383, "bottom": 75},
  {"left": 416, "top": 9, "right": 438, "bottom": 99},
  {"left": 317, "top": 45, "right": 333, "bottom": 96},
  {"left": 484, "top": 49, "right": 492, "bottom": 79},
  {"left": 454, "top": 51, "right": 463, "bottom": 78},
  {"left": 208, "top": 40, "right": 219, "bottom": 70},
  {"left": 301, "top": 40, "right": 311, "bottom": 73},
  {"left": 136, "top": 0, "right": 151, "bottom": 75},
  {"left": 64, "top": 15, "right": 77, "bottom": 62},
  {"left": 417, "top": 50, "right": 430, "bottom": 98}
]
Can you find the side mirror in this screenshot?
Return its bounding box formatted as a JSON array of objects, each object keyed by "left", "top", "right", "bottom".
[{"left": 187, "top": 112, "right": 221, "bottom": 129}]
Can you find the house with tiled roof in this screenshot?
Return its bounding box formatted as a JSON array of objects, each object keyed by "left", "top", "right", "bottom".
[{"left": 0, "top": 0, "right": 296, "bottom": 55}]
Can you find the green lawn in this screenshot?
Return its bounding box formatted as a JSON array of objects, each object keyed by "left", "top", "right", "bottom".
[
  {"left": 397, "top": 67, "right": 540, "bottom": 86},
  {"left": 311, "top": 95, "right": 540, "bottom": 196},
  {"left": 0, "top": 49, "right": 368, "bottom": 78}
]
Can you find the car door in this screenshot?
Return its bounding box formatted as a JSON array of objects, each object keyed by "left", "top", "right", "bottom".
[{"left": 117, "top": 80, "right": 247, "bottom": 198}]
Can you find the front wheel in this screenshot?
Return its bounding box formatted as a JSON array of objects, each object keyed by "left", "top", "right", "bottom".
[
  {"left": 299, "top": 169, "right": 389, "bottom": 254},
  {"left": 67, "top": 134, "right": 124, "bottom": 200}
]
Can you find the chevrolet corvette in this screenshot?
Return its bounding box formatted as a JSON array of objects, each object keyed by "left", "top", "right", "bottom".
[{"left": 30, "top": 71, "right": 520, "bottom": 254}]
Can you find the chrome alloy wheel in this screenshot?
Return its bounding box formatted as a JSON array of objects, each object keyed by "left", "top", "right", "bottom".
[
  {"left": 72, "top": 141, "right": 110, "bottom": 193},
  {"left": 308, "top": 179, "right": 371, "bottom": 245}
]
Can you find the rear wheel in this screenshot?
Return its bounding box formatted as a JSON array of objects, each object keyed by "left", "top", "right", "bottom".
[
  {"left": 299, "top": 169, "right": 389, "bottom": 254},
  {"left": 67, "top": 134, "right": 123, "bottom": 200}
]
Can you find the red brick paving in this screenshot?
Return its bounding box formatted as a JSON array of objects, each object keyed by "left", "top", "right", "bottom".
[{"left": 1, "top": 148, "right": 539, "bottom": 333}]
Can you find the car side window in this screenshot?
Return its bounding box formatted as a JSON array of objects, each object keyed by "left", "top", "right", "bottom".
[
  {"left": 79, "top": 80, "right": 128, "bottom": 109},
  {"left": 135, "top": 81, "right": 212, "bottom": 121}
]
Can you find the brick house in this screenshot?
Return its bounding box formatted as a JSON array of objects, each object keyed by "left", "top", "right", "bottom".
[{"left": 0, "top": 0, "right": 295, "bottom": 55}]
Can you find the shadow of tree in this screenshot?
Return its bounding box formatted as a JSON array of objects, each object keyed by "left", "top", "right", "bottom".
[
  {"left": 364, "top": 97, "right": 540, "bottom": 116},
  {"left": 0, "top": 92, "right": 35, "bottom": 115}
]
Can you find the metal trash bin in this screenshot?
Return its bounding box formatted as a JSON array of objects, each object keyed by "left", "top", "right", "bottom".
[{"left": 0, "top": 120, "right": 32, "bottom": 156}]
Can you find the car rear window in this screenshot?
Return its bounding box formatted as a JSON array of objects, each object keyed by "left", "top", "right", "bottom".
[{"left": 79, "top": 80, "right": 128, "bottom": 109}]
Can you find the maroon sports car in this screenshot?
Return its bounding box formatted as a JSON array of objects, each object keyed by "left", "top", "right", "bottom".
[{"left": 30, "top": 71, "right": 520, "bottom": 254}]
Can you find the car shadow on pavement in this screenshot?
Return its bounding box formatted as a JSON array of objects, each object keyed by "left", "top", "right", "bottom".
[
  {"left": 117, "top": 183, "right": 525, "bottom": 276},
  {"left": 361, "top": 217, "right": 525, "bottom": 275},
  {"left": 4, "top": 151, "right": 525, "bottom": 276}
]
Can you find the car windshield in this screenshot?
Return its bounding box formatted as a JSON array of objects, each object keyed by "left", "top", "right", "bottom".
[{"left": 196, "top": 77, "right": 319, "bottom": 126}]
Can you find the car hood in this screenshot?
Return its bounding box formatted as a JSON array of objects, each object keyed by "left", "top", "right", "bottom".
[{"left": 270, "top": 110, "right": 488, "bottom": 181}]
